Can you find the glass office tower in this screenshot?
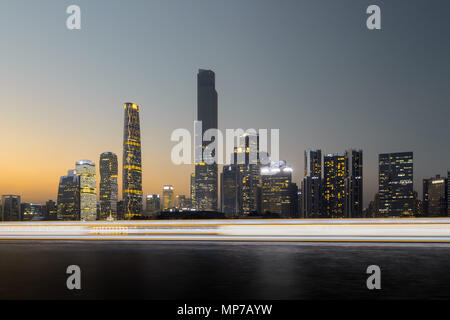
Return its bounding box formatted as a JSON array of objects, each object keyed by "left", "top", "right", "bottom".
[
  {"left": 57, "top": 170, "right": 80, "bottom": 220},
  {"left": 378, "top": 152, "right": 414, "bottom": 217},
  {"left": 76, "top": 160, "right": 97, "bottom": 221},
  {"left": 99, "top": 152, "right": 119, "bottom": 220}
]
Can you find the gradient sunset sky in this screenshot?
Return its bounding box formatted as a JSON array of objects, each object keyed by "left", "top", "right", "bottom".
[{"left": 1, "top": 0, "right": 449, "bottom": 206}]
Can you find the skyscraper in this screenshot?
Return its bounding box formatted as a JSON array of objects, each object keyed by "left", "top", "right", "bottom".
[
  {"left": 302, "top": 149, "right": 322, "bottom": 218},
  {"left": 261, "top": 161, "right": 296, "bottom": 218},
  {"left": 42, "top": 200, "right": 58, "bottom": 221},
  {"left": 190, "top": 172, "right": 196, "bottom": 209},
  {"left": 99, "top": 152, "right": 119, "bottom": 220},
  {"left": 57, "top": 170, "right": 80, "bottom": 220},
  {"left": 76, "top": 160, "right": 97, "bottom": 221},
  {"left": 145, "top": 194, "right": 161, "bottom": 217},
  {"left": 195, "top": 69, "right": 218, "bottom": 211},
  {"left": 162, "top": 185, "right": 175, "bottom": 211},
  {"left": 221, "top": 164, "right": 239, "bottom": 216},
  {"left": 344, "top": 149, "right": 363, "bottom": 218},
  {"left": 1, "top": 195, "right": 21, "bottom": 221},
  {"left": 448, "top": 171, "right": 450, "bottom": 217},
  {"left": 378, "top": 152, "right": 414, "bottom": 217},
  {"left": 123, "top": 102, "right": 143, "bottom": 218},
  {"left": 423, "top": 175, "right": 448, "bottom": 217},
  {"left": 323, "top": 154, "right": 346, "bottom": 218}
]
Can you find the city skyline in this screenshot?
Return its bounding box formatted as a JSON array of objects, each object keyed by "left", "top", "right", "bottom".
[{"left": 1, "top": 1, "right": 449, "bottom": 206}]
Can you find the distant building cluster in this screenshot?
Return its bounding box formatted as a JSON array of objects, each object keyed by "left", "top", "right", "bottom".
[{"left": 1, "top": 70, "right": 449, "bottom": 221}]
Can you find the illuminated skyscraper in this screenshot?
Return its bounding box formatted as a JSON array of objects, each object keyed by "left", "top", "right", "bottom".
[
  {"left": 76, "top": 160, "right": 97, "bottom": 221},
  {"left": 302, "top": 149, "right": 322, "bottom": 218},
  {"left": 195, "top": 69, "right": 218, "bottom": 211},
  {"left": 99, "top": 152, "right": 118, "bottom": 220},
  {"left": 378, "top": 152, "right": 414, "bottom": 217},
  {"left": 145, "top": 194, "right": 161, "bottom": 217},
  {"left": 123, "top": 102, "right": 143, "bottom": 218},
  {"left": 423, "top": 175, "right": 448, "bottom": 217},
  {"left": 1, "top": 195, "right": 21, "bottom": 221},
  {"left": 162, "top": 185, "right": 175, "bottom": 211},
  {"left": 344, "top": 149, "right": 363, "bottom": 218},
  {"left": 261, "top": 161, "right": 297, "bottom": 218},
  {"left": 323, "top": 154, "right": 346, "bottom": 218},
  {"left": 57, "top": 170, "right": 80, "bottom": 220}
]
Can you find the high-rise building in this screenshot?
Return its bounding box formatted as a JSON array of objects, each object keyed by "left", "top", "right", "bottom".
[
  {"left": 57, "top": 170, "right": 80, "bottom": 220},
  {"left": 221, "top": 164, "right": 239, "bottom": 216},
  {"left": 76, "top": 160, "right": 97, "bottom": 221},
  {"left": 220, "top": 133, "right": 263, "bottom": 216},
  {"left": 190, "top": 172, "right": 196, "bottom": 209},
  {"left": 162, "top": 185, "right": 175, "bottom": 211},
  {"left": 145, "top": 194, "right": 161, "bottom": 217},
  {"left": 1, "top": 195, "right": 21, "bottom": 221},
  {"left": 123, "top": 102, "right": 143, "bottom": 218},
  {"left": 423, "top": 175, "right": 448, "bottom": 217},
  {"left": 323, "top": 154, "right": 346, "bottom": 218},
  {"left": 378, "top": 152, "right": 414, "bottom": 217},
  {"left": 42, "top": 200, "right": 58, "bottom": 221},
  {"left": 344, "top": 149, "right": 363, "bottom": 218},
  {"left": 195, "top": 69, "right": 218, "bottom": 211},
  {"left": 20, "top": 203, "right": 42, "bottom": 221},
  {"left": 448, "top": 171, "right": 450, "bottom": 217},
  {"left": 261, "top": 161, "right": 296, "bottom": 218},
  {"left": 99, "top": 152, "right": 118, "bottom": 220},
  {"left": 302, "top": 149, "right": 322, "bottom": 218},
  {"left": 176, "top": 195, "right": 188, "bottom": 209}
]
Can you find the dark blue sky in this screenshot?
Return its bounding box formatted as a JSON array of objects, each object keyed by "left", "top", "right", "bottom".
[{"left": 0, "top": 0, "right": 449, "bottom": 204}]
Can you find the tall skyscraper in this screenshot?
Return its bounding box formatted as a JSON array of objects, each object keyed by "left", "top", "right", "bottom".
[
  {"left": 344, "top": 149, "right": 363, "bottom": 218},
  {"left": 261, "top": 161, "right": 296, "bottom": 218},
  {"left": 99, "top": 152, "right": 119, "bottom": 220},
  {"left": 162, "top": 185, "right": 175, "bottom": 211},
  {"left": 145, "top": 194, "right": 161, "bottom": 217},
  {"left": 195, "top": 69, "right": 218, "bottom": 211},
  {"left": 57, "top": 170, "right": 80, "bottom": 220},
  {"left": 123, "top": 102, "right": 143, "bottom": 218},
  {"left": 323, "top": 154, "right": 346, "bottom": 218},
  {"left": 302, "top": 149, "right": 322, "bottom": 218},
  {"left": 423, "top": 175, "right": 448, "bottom": 217},
  {"left": 76, "top": 160, "right": 97, "bottom": 221},
  {"left": 1, "top": 195, "right": 21, "bottom": 221},
  {"left": 378, "top": 152, "right": 414, "bottom": 217}
]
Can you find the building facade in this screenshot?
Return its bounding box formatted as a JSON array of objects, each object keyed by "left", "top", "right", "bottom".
[
  {"left": 323, "top": 154, "right": 346, "bottom": 218},
  {"left": 302, "top": 149, "right": 322, "bottom": 218},
  {"left": 344, "top": 149, "right": 363, "bottom": 218},
  {"left": 261, "top": 161, "right": 297, "bottom": 218},
  {"left": 423, "top": 175, "right": 448, "bottom": 217},
  {"left": 99, "top": 152, "right": 119, "bottom": 220},
  {"left": 145, "top": 194, "right": 161, "bottom": 217},
  {"left": 123, "top": 102, "right": 143, "bottom": 218},
  {"left": 76, "top": 160, "right": 97, "bottom": 221},
  {"left": 162, "top": 185, "right": 175, "bottom": 211},
  {"left": 378, "top": 152, "right": 414, "bottom": 217},
  {"left": 57, "top": 170, "right": 80, "bottom": 220},
  {"left": 1, "top": 195, "right": 21, "bottom": 221}
]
